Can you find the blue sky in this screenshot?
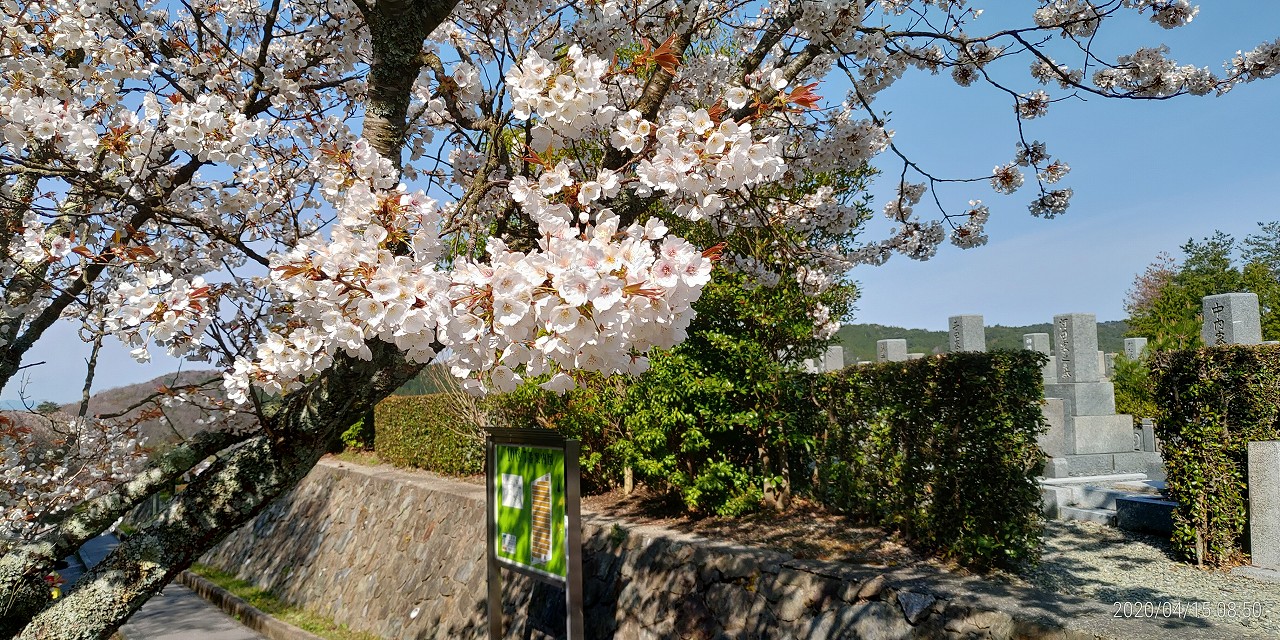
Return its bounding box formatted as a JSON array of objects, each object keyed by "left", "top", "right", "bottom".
[
  {"left": 852, "top": 2, "right": 1280, "bottom": 330},
  {"left": 8, "top": 2, "right": 1280, "bottom": 405}
]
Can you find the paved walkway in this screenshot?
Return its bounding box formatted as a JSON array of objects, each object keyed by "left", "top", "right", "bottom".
[
  {"left": 62, "top": 533, "right": 264, "bottom": 640},
  {"left": 118, "top": 582, "right": 266, "bottom": 640}
]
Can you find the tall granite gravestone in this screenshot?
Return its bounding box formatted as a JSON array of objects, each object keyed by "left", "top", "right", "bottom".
[
  {"left": 948, "top": 315, "right": 985, "bottom": 352},
  {"left": 1123, "top": 337, "right": 1148, "bottom": 361},
  {"left": 1040, "top": 313, "right": 1162, "bottom": 478},
  {"left": 876, "top": 339, "right": 908, "bottom": 363},
  {"left": 1248, "top": 441, "right": 1280, "bottom": 572},
  {"left": 823, "top": 345, "right": 844, "bottom": 371},
  {"left": 1202, "top": 292, "right": 1262, "bottom": 346},
  {"left": 803, "top": 345, "right": 846, "bottom": 373},
  {"left": 1023, "top": 332, "right": 1057, "bottom": 382}
]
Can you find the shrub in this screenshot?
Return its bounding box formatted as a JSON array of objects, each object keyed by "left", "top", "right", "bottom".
[
  {"left": 339, "top": 413, "right": 375, "bottom": 451},
  {"left": 485, "top": 373, "right": 629, "bottom": 493},
  {"left": 1112, "top": 354, "right": 1158, "bottom": 424},
  {"left": 373, "top": 395, "right": 485, "bottom": 476},
  {"left": 1151, "top": 345, "right": 1280, "bottom": 566},
  {"left": 817, "top": 351, "right": 1048, "bottom": 571},
  {"left": 621, "top": 346, "right": 821, "bottom": 517}
]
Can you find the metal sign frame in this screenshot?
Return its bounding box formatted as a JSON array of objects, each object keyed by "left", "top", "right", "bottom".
[{"left": 486, "top": 427, "right": 583, "bottom": 639}]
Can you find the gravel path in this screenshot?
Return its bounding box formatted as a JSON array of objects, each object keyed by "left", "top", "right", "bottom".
[{"left": 1019, "top": 520, "right": 1280, "bottom": 635}]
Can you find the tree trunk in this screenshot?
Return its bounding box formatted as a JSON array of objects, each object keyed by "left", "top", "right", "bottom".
[
  {"left": 14, "top": 340, "right": 424, "bottom": 639},
  {"left": 0, "top": 430, "right": 243, "bottom": 637},
  {"left": 7, "top": 0, "right": 461, "bottom": 633}
]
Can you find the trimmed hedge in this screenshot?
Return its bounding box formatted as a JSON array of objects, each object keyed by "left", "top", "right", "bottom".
[
  {"left": 373, "top": 395, "right": 484, "bottom": 476},
  {"left": 817, "top": 351, "right": 1048, "bottom": 571},
  {"left": 1151, "top": 345, "right": 1280, "bottom": 566}
]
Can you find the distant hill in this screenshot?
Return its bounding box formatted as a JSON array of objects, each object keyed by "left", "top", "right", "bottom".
[
  {"left": 834, "top": 320, "right": 1129, "bottom": 363},
  {"left": 54, "top": 369, "right": 253, "bottom": 446}
]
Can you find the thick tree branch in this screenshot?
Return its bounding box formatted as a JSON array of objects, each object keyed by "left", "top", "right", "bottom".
[
  {"left": 0, "top": 429, "right": 246, "bottom": 637},
  {"left": 15, "top": 341, "right": 423, "bottom": 639}
]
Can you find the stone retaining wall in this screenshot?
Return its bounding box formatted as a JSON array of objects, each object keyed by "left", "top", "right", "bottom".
[{"left": 202, "top": 459, "right": 1106, "bottom": 639}]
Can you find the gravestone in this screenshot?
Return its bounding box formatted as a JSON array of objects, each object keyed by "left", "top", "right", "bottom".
[
  {"left": 948, "top": 315, "right": 985, "bottom": 353},
  {"left": 907, "top": 353, "right": 925, "bottom": 360},
  {"left": 1038, "top": 398, "right": 1068, "bottom": 458},
  {"left": 1202, "top": 293, "right": 1262, "bottom": 346},
  {"left": 1023, "top": 332, "right": 1057, "bottom": 382},
  {"left": 1041, "top": 313, "right": 1153, "bottom": 473},
  {"left": 1104, "top": 353, "right": 1116, "bottom": 379},
  {"left": 1023, "top": 333, "right": 1050, "bottom": 354},
  {"left": 1123, "top": 337, "right": 1148, "bottom": 361},
  {"left": 1249, "top": 441, "right": 1280, "bottom": 571},
  {"left": 823, "top": 345, "right": 845, "bottom": 371},
  {"left": 1053, "top": 314, "right": 1101, "bottom": 383},
  {"left": 876, "top": 339, "right": 908, "bottom": 363},
  {"left": 802, "top": 346, "right": 845, "bottom": 373}
]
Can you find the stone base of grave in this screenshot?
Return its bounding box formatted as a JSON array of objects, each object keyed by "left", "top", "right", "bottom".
[
  {"left": 1040, "top": 475, "right": 1175, "bottom": 534},
  {"left": 1069, "top": 415, "right": 1138, "bottom": 455},
  {"left": 1041, "top": 452, "right": 1164, "bottom": 480},
  {"left": 1039, "top": 401, "right": 1139, "bottom": 457},
  {"left": 1043, "top": 382, "right": 1117, "bottom": 416}
]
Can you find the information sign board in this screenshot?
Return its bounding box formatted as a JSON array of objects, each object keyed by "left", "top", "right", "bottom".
[
  {"left": 485, "top": 428, "right": 583, "bottom": 640},
  {"left": 493, "top": 444, "right": 567, "bottom": 579}
]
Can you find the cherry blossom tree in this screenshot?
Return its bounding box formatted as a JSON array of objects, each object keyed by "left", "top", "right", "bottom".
[{"left": 1, "top": 0, "right": 1278, "bottom": 636}]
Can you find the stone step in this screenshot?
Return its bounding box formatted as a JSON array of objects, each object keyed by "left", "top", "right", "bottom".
[
  {"left": 1059, "top": 505, "right": 1116, "bottom": 526},
  {"left": 1071, "top": 485, "right": 1131, "bottom": 510},
  {"left": 1040, "top": 473, "right": 1146, "bottom": 486},
  {"left": 1112, "top": 479, "right": 1166, "bottom": 496}
]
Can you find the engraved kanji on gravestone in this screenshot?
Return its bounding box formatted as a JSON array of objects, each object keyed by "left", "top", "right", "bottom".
[
  {"left": 1201, "top": 293, "right": 1262, "bottom": 346},
  {"left": 1057, "top": 317, "right": 1072, "bottom": 382},
  {"left": 1053, "top": 313, "right": 1102, "bottom": 383},
  {"left": 1213, "top": 302, "right": 1226, "bottom": 345},
  {"left": 948, "top": 315, "right": 985, "bottom": 353}
]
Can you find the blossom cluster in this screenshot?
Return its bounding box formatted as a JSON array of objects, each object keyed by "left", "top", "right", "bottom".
[
  {"left": 625, "top": 108, "right": 785, "bottom": 222},
  {"left": 226, "top": 172, "right": 714, "bottom": 398},
  {"left": 506, "top": 46, "right": 615, "bottom": 142},
  {"left": 0, "top": 414, "right": 148, "bottom": 542},
  {"left": 105, "top": 272, "right": 213, "bottom": 363}
]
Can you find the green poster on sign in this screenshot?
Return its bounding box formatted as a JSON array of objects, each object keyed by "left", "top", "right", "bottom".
[{"left": 493, "top": 444, "right": 567, "bottom": 580}]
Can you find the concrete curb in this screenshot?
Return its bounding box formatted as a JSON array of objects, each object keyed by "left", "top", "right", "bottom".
[{"left": 177, "top": 571, "right": 327, "bottom": 640}]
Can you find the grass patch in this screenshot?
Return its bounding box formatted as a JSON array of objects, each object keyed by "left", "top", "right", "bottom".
[
  {"left": 329, "top": 449, "right": 383, "bottom": 467},
  {"left": 189, "top": 564, "right": 382, "bottom": 640}
]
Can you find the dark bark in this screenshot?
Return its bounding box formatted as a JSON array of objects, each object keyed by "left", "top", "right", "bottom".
[
  {"left": 0, "top": 430, "right": 244, "bottom": 638},
  {"left": 15, "top": 341, "right": 423, "bottom": 639},
  {"left": 362, "top": 0, "right": 461, "bottom": 163}
]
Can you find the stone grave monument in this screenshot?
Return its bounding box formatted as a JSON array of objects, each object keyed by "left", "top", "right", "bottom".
[
  {"left": 1202, "top": 292, "right": 1262, "bottom": 346},
  {"left": 1123, "top": 337, "right": 1148, "bottom": 361},
  {"left": 803, "top": 345, "right": 845, "bottom": 373},
  {"left": 1246, "top": 441, "right": 1280, "bottom": 577},
  {"left": 876, "top": 339, "right": 908, "bottom": 363},
  {"left": 948, "top": 315, "right": 985, "bottom": 352},
  {"left": 1039, "top": 313, "right": 1162, "bottom": 479},
  {"left": 1022, "top": 332, "right": 1057, "bottom": 382}
]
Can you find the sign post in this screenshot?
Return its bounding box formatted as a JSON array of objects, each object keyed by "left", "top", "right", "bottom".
[{"left": 486, "top": 428, "right": 583, "bottom": 639}]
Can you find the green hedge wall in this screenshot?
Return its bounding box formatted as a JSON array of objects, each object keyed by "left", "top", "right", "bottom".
[
  {"left": 817, "top": 351, "right": 1048, "bottom": 571},
  {"left": 373, "top": 395, "right": 484, "bottom": 476},
  {"left": 1151, "top": 345, "right": 1280, "bottom": 566}
]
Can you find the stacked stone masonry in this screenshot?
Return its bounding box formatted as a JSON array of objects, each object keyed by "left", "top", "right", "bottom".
[{"left": 203, "top": 460, "right": 1115, "bottom": 639}]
